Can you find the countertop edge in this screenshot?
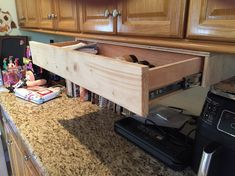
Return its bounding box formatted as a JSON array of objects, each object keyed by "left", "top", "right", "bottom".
[{"left": 1, "top": 103, "right": 48, "bottom": 176}]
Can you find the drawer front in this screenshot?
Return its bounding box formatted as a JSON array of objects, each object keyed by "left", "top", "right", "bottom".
[{"left": 30, "top": 41, "right": 149, "bottom": 116}]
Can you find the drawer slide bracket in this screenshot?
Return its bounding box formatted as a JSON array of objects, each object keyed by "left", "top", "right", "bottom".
[{"left": 149, "top": 73, "right": 202, "bottom": 100}]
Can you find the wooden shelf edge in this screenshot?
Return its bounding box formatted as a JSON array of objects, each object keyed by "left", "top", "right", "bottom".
[{"left": 21, "top": 28, "right": 235, "bottom": 54}]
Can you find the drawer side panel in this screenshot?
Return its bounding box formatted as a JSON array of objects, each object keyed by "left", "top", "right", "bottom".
[{"left": 149, "top": 57, "right": 203, "bottom": 90}]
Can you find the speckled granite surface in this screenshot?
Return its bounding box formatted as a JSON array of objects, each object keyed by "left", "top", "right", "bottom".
[{"left": 0, "top": 92, "right": 195, "bottom": 176}]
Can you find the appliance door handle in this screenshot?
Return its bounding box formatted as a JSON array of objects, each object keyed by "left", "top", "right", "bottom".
[{"left": 198, "top": 142, "right": 221, "bottom": 176}]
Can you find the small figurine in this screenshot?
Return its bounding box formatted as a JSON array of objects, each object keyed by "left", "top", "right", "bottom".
[
  {"left": 26, "top": 46, "right": 31, "bottom": 58},
  {"left": 23, "top": 57, "right": 30, "bottom": 65},
  {"left": 27, "top": 60, "right": 34, "bottom": 71},
  {"left": 14, "top": 58, "right": 19, "bottom": 68},
  {"left": 8, "top": 57, "right": 15, "bottom": 69},
  {"left": 3, "top": 58, "right": 8, "bottom": 70}
]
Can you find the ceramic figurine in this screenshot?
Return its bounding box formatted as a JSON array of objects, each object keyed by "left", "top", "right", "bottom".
[
  {"left": 8, "top": 57, "right": 15, "bottom": 69},
  {"left": 23, "top": 57, "right": 30, "bottom": 65},
  {"left": 14, "top": 58, "right": 19, "bottom": 68},
  {"left": 26, "top": 46, "right": 31, "bottom": 58},
  {"left": 3, "top": 58, "right": 8, "bottom": 70},
  {"left": 27, "top": 61, "right": 34, "bottom": 71}
]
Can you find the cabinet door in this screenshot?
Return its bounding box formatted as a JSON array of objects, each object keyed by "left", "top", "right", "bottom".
[
  {"left": 15, "top": 0, "right": 26, "bottom": 27},
  {"left": 187, "top": 0, "right": 235, "bottom": 42},
  {"left": 4, "top": 121, "right": 40, "bottom": 176},
  {"left": 5, "top": 124, "right": 25, "bottom": 176},
  {"left": 79, "top": 0, "right": 117, "bottom": 34},
  {"left": 54, "top": 0, "right": 78, "bottom": 32},
  {"left": 117, "top": 0, "right": 187, "bottom": 38},
  {"left": 24, "top": 157, "right": 40, "bottom": 176},
  {"left": 38, "top": 0, "right": 54, "bottom": 29},
  {"left": 24, "top": 0, "right": 38, "bottom": 28}
]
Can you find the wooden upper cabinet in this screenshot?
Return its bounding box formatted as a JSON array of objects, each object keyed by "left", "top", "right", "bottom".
[
  {"left": 187, "top": 0, "right": 235, "bottom": 42},
  {"left": 117, "top": 0, "right": 187, "bottom": 38},
  {"left": 24, "top": 0, "right": 38, "bottom": 28},
  {"left": 54, "top": 0, "right": 78, "bottom": 32},
  {"left": 38, "top": 0, "right": 54, "bottom": 29},
  {"left": 15, "top": 0, "right": 26, "bottom": 27},
  {"left": 79, "top": 0, "right": 117, "bottom": 34},
  {"left": 79, "top": 0, "right": 187, "bottom": 37}
]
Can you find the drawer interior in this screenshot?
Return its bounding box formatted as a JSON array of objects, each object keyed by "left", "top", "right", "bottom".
[
  {"left": 30, "top": 41, "right": 203, "bottom": 116},
  {"left": 96, "top": 43, "right": 203, "bottom": 90}
]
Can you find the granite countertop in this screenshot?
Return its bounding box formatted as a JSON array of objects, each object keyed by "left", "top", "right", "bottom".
[{"left": 0, "top": 92, "right": 195, "bottom": 176}]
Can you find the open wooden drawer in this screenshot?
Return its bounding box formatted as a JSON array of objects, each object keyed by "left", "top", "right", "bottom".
[{"left": 29, "top": 41, "right": 210, "bottom": 116}]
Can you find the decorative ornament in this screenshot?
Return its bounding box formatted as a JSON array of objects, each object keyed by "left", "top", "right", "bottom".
[{"left": 0, "top": 8, "right": 17, "bottom": 35}]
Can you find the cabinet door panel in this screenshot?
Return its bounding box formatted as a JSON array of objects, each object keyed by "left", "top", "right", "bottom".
[
  {"left": 187, "top": 0, "right": 235, "bottom": 41},
  {"left": 5, "top": 128, "right": 16, "bottom": 175},
  {"left": 4, "top": 124, "right": 25, "bottom": 176},
  {"left": 117, "top": 0, "right": 187, "bottom": 38},
  {"left": 55, "top": 0, "right": 78, "bottom": 31},
  {"left": 24, "top": 158, "right": 40, "bottom": 176},
  {"left": 11, "top": 138, "right": 26, "bottom": 175},
  {"left": 24, "top": 0, "right": 38, "bottom": 28},
  {"left": 15, "top": 0, "right": 26, "bottom": 27},
  {"left": 38, "top": 0, "right": 54, "bottom": 29},
  {"left": 4, "top": 121, "right": 40, "bottom": 176},
  {"left": 79, "top": 0, "right": 116, "bottom": 34}
]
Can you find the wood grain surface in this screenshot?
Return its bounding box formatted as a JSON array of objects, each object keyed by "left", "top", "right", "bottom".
[
  {"left": 187, "top": 0, "right": 235, "bottom": 42},
  {"left": 30, "top": 41, "right": 149, "bottom": 116}
]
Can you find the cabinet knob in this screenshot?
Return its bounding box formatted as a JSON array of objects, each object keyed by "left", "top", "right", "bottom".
[
  {"left": 112, "top": 9, "right": 121, "bottom": 18},
  {"left": 24, "top": 155, "right": 30, "bottom": 161},
  {"left": 48, "top": 14, "right": 52, "bottom": 20},
  {"left": 19, "top": 16, "right": 26, "bottom": 21},
  {"left": 104, "top": 9, "right": 112, "bottom": 18},
  {"left": 7, "top": 140, "right": 12, "bottom": 146},
  {"left": 51, "top": 14, "right": 57, "bottom": 19}
]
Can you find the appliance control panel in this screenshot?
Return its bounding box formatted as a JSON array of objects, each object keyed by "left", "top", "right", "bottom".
[
  {"left": 217, "top": 110, "right": 235, "bottom": 137},
  {"left": 202, "top": 97, "right": 220, "bottom": 126}
]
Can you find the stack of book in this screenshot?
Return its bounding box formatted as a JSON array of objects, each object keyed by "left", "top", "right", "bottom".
[{"left": 14, "top": 86, "right": 62, "bottom": 104}]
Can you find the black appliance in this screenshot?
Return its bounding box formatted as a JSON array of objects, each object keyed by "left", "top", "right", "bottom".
[
  {"left": 193, "top": 86, "right": 235, "bottom": 176},
  {"left": 114, "top": 117, "right": 193, "bottom": 171}
]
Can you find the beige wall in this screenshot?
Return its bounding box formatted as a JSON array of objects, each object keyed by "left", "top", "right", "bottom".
[{"left": 158, "top": 87, "right": 208, "bottom": 116}]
